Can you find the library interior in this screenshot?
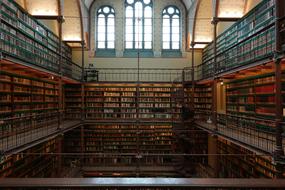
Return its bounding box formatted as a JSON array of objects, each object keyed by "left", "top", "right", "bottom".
[{"left": 1, "top": 0, "right": 285, "bottom": 189}]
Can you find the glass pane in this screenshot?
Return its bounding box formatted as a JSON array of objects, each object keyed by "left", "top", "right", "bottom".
[
  {"left": 103, "top": 7, "right": 110, "bottom": 13},
  {"left": 144, "top": 6, "right": 152, "bottom": 18},
  {"left": 126, "top": 41, "right": 133, "bottom": 48},
  {"left": 163, "top": 18, "right": 170, "bottom": 27},
  {"left": 144, "top": 33, "right": 152, "bottom": 41},
  {"left": 135, "top": 2, "right": 143, "bottom": 18},
  {"left": 108, "top": 15, "right": 115, "bottom": 24},
  {"left": 163, "top": 14, "right": 170, "bottom": 19},
  {"left": 108, "top": 26, "right": 114, "bottom": 33},
  {"left": 145, "top": 18, "right": 151, "bottom": 26},
  {"left": 107, "top": 41, "right": 114, "bottom": 49},
  {"left": 162, "top": 27, "right": 170, "bottom": 34},
  {"left": 172, "top": 26, "right": 179, "bottom": 34},
  {"left": 172, "top": 33, "right": 179, "bottom": 41},
  {"left": 172, "top": 17, "right": 179, "bottom": 27},
  {"left": 98, "top": 32, "right": 105, "bottom": 41},
  {"left": 98, "top": 25, "right": 105, "bottom": 33},
  {"left": 144, "top": 0, "right": 151, "bottom": 5},
  {"left": 145, "top": 25, "right": 152, "bottom": 33},
  {"left": 135, "top": 33, "right": 143, "bottom": 43},
  {"left": 98, "top": 16, "right": 105, "bottom": 26},
  {"left": 98, "top": 41, "right": 105, "bottom": 48},
  {"left": 163, "top": 33, "right": 170, "bottom": 41},
  {"left": 163, "top": 42, "right": 170, "bottom": 49},
  {"left": 135, "top": 23, "right": 143, "bottom": 41},
  {"left": 127, "top": 0, "right": 134, "bottom": 4},
  {"left": 176, "top": 9, "right": 180, "bottom": 14},
  {"left": 126, "top": 6, "right": 133, "bottom": 18},
  {"left": 135, "top": 41, "right": 142, "bottom": 49},
  {"left": 126, "top": 18, "right": 133, "bottom": 26},
  {"left": 172, "top": 42, "right": 179, "bottom": 49},
  {"left": 168, "top": 7, "right": 174, "bottom": 14},
  {"left": 126, "top": 33, "right": 133, "bottom": 41},
  {"left": 145, "top": 42, "right": 152, "bottom": 49},
  {"left": 126, "top": 24, "right": 133, "bottom": 34},
  {"left": 108, "top": 33, "right": 114, "bottom": 41}
]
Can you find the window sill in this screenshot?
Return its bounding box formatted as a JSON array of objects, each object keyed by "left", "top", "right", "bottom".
[
  {"left": 123, "top": 49, "right": 154, "bottom": 58},
  {"left": 161, "top": 50, "right": 182, "bottom": 58},
  {"left": 95, "top": 49, "right": 116, "bottom": 57}
]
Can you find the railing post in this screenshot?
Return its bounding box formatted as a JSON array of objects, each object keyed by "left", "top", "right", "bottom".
[
  {"left": 191, "top": 42, "right": 195, "bottom": 111},
  {"left": 80, "top": 41, "right": 85, "bottom": 122},
  {"left": 273, "top": 56, "right": 284, "bottom": 178},
  {"left": 211, "top": 18, "right": 218, "bottom": 128},
  {"left": 57, "top": 14, "right": 64, "bottom": 130},
  {"left": 273, "top": 0, "right": 285, "bottom": 178}
]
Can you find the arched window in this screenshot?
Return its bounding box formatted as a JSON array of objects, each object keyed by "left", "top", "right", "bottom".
[
  {"left": 97, "top": 6, "right": 115, "bottom": 49},
  {"left": 125, "top": 0, "right": 152, "bottom": 49},
  {"left": 162, "top": 6, "right": 180, "bottom": 50}
]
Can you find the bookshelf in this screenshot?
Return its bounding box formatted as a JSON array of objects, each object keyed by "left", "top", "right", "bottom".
[
  {"left": 64, "top": 84, "right": 83, "bottom": 120},
  {"left": 64, "top": 124, "right": 174, "bottom": 168},
  {"left": 194, "top": 84, "right": 213, "bottom": 120},
  {"left": 226, "top": 72, "right": 277, "bottom": 132},
  {"left": 0, "top": 70, "right": 59, "bottom": 145},
  {"left": 199, "top": 0, "right": 276, "bottom": 80},
  {"left": 217, "top": 138, "right": 278, "bottom": 178},
  {"left": 84, "top": 83, "right": 182, "bottom": 122},
  {"left": 0, "top": 0, "right": 78, "bottom": 79},
  {"left": 0, "top": 139, "right": 58, "bottom": 177}
]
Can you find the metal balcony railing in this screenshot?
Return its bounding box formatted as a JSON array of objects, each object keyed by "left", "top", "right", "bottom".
[
  {"left": 85, "top": 68, "right": 184, "bottom": 83},
  {"left": 196, "top": 113, "right": 279, "bottom": 154},
  {"left": 0, "top": 112, "right": 81, "bottom": 152}
]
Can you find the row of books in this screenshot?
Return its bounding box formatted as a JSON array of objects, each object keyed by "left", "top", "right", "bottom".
[
  {"left": 218, "top": 138, "right": 277, "bottom": 178},
  {"left": 0, "top": 138, "right": 58, "bottom": 177},
  {"left": 203, "top": 0, "right": 275, "bottom": 62},
  {"left": 1, "top": 0, "right": 75, "bottom": 78}
]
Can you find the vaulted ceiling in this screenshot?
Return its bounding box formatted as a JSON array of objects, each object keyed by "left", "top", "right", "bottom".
[{"left": 15, "top": 0, "right": 261, "bottom": 48}]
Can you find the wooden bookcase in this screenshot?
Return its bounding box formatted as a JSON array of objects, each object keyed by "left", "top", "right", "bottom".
[
  {"left": 0, "top": 0, "right": 74, "bottom": 76},
  {"left": 226, "top": 72, "right": 277, "bottom": 132},
  {"left": 0, "top": 138, "right": 59, "bottom": 177},
  {"left": 64, "top": 123, "right": 174, "bottom": 168},
  {"left": 84, "top": 83, "right": 137, "bottom": 121},
  {"left": 84, "top": 83, "right": 182, "bottom": 122},
  {"left": 64, "top": 84, "right": 82, "bottom": 120},
  {"left": 199, "top": 0, "right": 276, "bottom": 79},
  {"left": 217, "top": 138, "right": 278, "bottom": 178},
  {"left": 194, "top": 84, "right": 213, "bottom": 120},
  {"left": 0, "top": 70, "right": 59, "bottom": 144}
]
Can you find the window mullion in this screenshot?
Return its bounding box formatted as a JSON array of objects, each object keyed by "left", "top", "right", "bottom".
[
  {"left": 142, "top": 5, "right": 144, "bottom": 49},
  {"left": 170, "top": 16, "right": 173, "bottom": 50},
  {"left": 133, "top": 5, "right": 135, "bottom": 49},
  {"left": 105, "top": 14, "right": 108, "bottom": 49}
]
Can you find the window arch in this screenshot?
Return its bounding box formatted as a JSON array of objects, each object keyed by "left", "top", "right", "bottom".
[
  {"left": 125, "top": 0, "right": 153, "bottom": 49},
  {"left": 162, "top": 6, "right": 180, "bottom": 50},
  {"left": 97, "top": 6, "right": 115, "bottom": 49}
]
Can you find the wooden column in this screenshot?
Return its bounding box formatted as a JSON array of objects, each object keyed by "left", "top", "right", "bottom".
[
  {"left": 80, "top": 125, "right": 85, "bottom": 166},
  {"left": 55, "top": 134, "right": 63, "bottom": 177},
  {"left": 274, "top": 0, "right": 284, "bottom": 178},
  {"left": 57, "top": 15, "right": 64, "bottom": 129},
  {"left": 81, "top": 40, "right": 85, "bottom": 121},
  {"left": 212, "top": 19, "right": 218, "bottom": 127},
  {"left": 191, "top": 42, "right": 195, "bottom": 111},
  {"left": 208, "top": 134, "right": 219, "bottom": 177},
  {"left": 274, "top": 59, "right": 284, "bottom": 178}
]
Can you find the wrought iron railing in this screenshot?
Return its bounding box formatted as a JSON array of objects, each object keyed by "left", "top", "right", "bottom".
[{"left": 85, "top": 68, "right": 184, "bottom": 83}]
